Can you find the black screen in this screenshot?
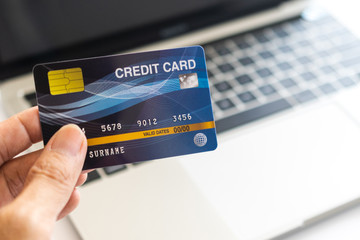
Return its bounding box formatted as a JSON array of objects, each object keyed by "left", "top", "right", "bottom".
[
  {"left": 0, "top": 0, "right": 220, "bottom": 63},
  {"left": 0, "top": 0, "right": 285, "bottom": 79}
]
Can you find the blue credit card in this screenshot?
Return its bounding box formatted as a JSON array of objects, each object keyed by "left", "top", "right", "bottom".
[{"left": 33, "top": 46, "right": 217, "bottom": 170}]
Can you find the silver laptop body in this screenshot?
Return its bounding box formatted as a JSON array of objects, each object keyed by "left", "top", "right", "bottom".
[{"left": 1, "top": 0, "right": 360, "bottom": 239}]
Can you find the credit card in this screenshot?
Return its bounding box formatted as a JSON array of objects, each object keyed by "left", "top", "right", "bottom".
[{"left": 33, "top": 46, "right": 217, "bottom": 170}]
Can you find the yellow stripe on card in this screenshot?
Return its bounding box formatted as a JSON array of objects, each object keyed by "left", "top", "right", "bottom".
[{"left": 87, "top": 121, "right": 215, "bottom": 146}]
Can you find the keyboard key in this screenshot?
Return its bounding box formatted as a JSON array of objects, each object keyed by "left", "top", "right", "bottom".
[
  {"left": 214, "top": 45, "right": 231, "bottom": 56},
  {"left": 297, "top": 56, "right": 312, "bottom": 64},
  {"left": 259, "top": 85, "right": 277, "bottom": 96},
  {"left": 83, "top": 170, "right": 101, "bottom": 185},
  {"left": 294, "top": 90, "right": 317, "bottom": 103},
  {"left": 216, "top": 99, "right": 292, "bottom": 133},
  {"left": 104, "top": 165, "right": 127, "bottom": 175},
  {"left": 280, "top": 78, "right": 297, "bottom": 88},
  {"left": 292, "top": 21, "right": 307, "bottom": 31},
  {"left": 321, "top": 65, "right": 335, "bottom": 74},
  {"left": 257, "top": 68, "right": 273, "bottom": 78},
  {"left": 234, "top": 38, "right": 251, "bottom": 49},
  {"left": 339, "top": 77, "right": 355, "bottom": 87},
  {"left": 318, "top": 50, "right": 331, "bottom": 57},
  {"left": 319, "top": 83, "right": 337, "bottom": 94},
  {"left": 132, "top": 161, "right": 146, "bottom": 166},
  {"left": 273, "top": 27, "right": 289, "bottom": 38},
  {"left": 337, "top": 41, "right": 360, "bottom": 52},
  {"left": 279, "top": 45, "right": 293, "bottom": 53},
  {"left": 277, "top": 62, "right": 292, "bottom": 70},
  {"left": 205, "top": 55, "right": 212, "bottom": 62},
  {"left": 24, "top": 92, "right": 37, "bottom": 107},
  {"left": 335, "top": 31, "right": 359, "bottom": 43},
  {"left": 207, "top": 70, "right": 214, "bottom": 78},
  {"left": 341, "top": 47, "right": 360, "bottom": 62},
  {"left": 254, "top": 32, "right": 269, "bottom": 43},
  {"left": 218, "top": 63, "right": 234, "bottom": 72},
  {"left": 216, "top": 98, "right": 235, "bottom": 110},
  {"left": 236, "top": 74, "right": 253, "bottom": 85},
  {"left": 341, "top": 55, "right": 360, "bottom": 67},
  {"left": 259, "top": 51, "right": 274, "bottom": 59},
  {"left": 214, "top": 81, "right": 232, "bottom": 92},
  {"left": 314, "top": 15, "right": 334, "bottom": 26},
  {"left": 298, "top": 40, "right": 310, "bottom": 47},
  {"left": 238, "top": 91, "right": 256, "bottom": 103},
  {"left": 301, "top": 72, "right": 316, "bottom": 81},
  {"left": 238, "top": 57, "right": 254, "bottom": 66}
]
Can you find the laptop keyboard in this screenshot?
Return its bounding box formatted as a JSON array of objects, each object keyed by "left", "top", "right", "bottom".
[
  {"left": 205, "top": 15, "right": 360, "bottom": 132},
  {"left": 24, "top": 13, "right": 360, "bottom": 184}
]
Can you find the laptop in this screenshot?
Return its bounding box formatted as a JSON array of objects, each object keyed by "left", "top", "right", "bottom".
[{"left": 1, "top": 0, "right": 360, "bottom": 239}]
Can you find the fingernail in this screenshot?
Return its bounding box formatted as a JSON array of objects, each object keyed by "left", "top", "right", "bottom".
[{"left": 50, "top": 124, "right": 85, "bottom": 157}]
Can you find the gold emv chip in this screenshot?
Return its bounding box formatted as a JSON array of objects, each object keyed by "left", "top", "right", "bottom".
[{"left": 48, "top": 68, "right": 84, "bottom": 95}]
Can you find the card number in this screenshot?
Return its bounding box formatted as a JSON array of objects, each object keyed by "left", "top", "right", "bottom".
[
  {"left": 172, "top": 113, "right": 192, "bottom": 122},
  {"left": 137, "top": 118, "right": 158, "bottom": 127},
  {"left": 101, "top": 123, "right": 122, "bottom": 132}
]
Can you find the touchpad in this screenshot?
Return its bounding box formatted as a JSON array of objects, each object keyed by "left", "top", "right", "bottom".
[{"left": 179, "top": 103, "right": 360, "bottom": 239}]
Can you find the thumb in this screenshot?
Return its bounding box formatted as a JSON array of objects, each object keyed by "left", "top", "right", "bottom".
[{"left": 15, "top": 124, "right": 87, "bottom": 222}]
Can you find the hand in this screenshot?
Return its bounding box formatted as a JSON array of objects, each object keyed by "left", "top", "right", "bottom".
[{"left": 0, "top": 107, "right": 88, "bottom": 240}]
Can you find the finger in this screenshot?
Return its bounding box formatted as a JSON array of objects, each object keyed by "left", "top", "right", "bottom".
[
  {"left": 75, "top": 173, "right": 88, "bottom": 187},
  {"left": 57, "top": 189, "right": 81, "bottom": 220},
  {"left": 82, "top": 169, "right": 94, "bottom": 174},
  {"left": 13, "top": 124, "right": 87, "bottom": 222},
  {"left": 0, "top": 107, "right": 42, "bottom": 167},
  {"left": 57, "top": 173, "right": 87, "bottom": 220},
  {"left": 0, "top": 150, "right": 42, "bottom": 204}
]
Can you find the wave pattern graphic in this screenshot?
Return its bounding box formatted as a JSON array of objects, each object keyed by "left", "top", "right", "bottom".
[{"left": 39, "top": 70, "right": 208, "bottom": 125}]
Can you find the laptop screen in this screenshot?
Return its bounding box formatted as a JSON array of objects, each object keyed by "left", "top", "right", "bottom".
[{"left": 0, "top": 0, "right": 285, "bottom": 80}]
